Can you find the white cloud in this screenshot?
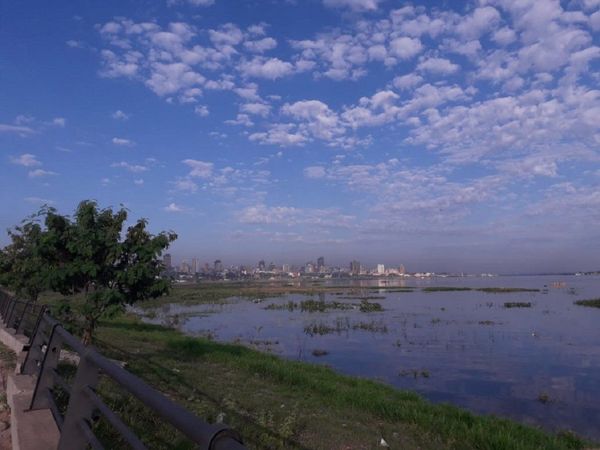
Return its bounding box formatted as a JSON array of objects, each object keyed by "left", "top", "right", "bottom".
[
  {"left": 455, "top": 6, "right": 500, "bottom": 40},
  {"left": 389, "top": 37, "right": 422, "bottom": 59},
  {"left": 244, "top": 37, "right": 277, "bottom": 53},
  {"left": 52, "top": 117, "right": 66, "bottom": 127},
  {"left": 323, "top": 0, "right": 381, "bottom": 11},
  {"left": 240, "top": 102, "right": 271, "bottom": 117},
  {"left": 28, "top": 169, "right": 57, "bottom": 178},
  {"left": 417, "top": 57, "right": 460, "bottom": 74},
  {"left": 225, "top": 113, "right": 254, "bottom": 127},
  {"left": 182, "top": 159, "right": 214, "bottom": 177},
  {"left": 492, "top": 27, "right": 517, "bottom": 46},
  {"left": 392, "top": 73, "right": 423, "bottom": 90},
  {"left": 167, "top": 0, "right": 214, "bottom": 6},
  {"left": 591, "top": 11, "right": 600, "bottom": 31},
  {"left": 0, "top": 124, "right": 34, "bottom": 135},
  {"left": 111, "top": 161, "right": 148, "bottom": 173},
  {"left": 173, "top": 178, "right": 198, "bottom": 192},
  {"left": 10, "top": 153, "right": 41, "bottom": 167},
  {"left": 134, "top": 179, "right": 144, "bottom": 185},
  {"left": 194, "top": 104, "right": 209, "bottom": 116},
  {"left": 249, "top": 124, "right": 307, "bottom": 146},
  {"left": 237, "top": 203, "right": 355, "bottom": 228},
  {"left": 304, "top": 166, "right": 327, "bottom": 178},
  {"left": 112, "top": 137, "right": 135, "bottom": 146},
  {"left": 239, "top": 57, "right": 295, "bottom": 79},
  {"left": 112, "top": 110, "right": 130, "bottom": 120},
  {"left": 164, "top": 203, "right": 185, "bottom": 212}
]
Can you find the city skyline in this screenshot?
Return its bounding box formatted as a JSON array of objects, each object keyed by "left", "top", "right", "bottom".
[{"left": 1, "top": 0, "right": 599, "bottom": 273}]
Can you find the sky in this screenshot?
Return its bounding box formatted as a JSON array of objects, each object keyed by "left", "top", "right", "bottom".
[{"left": 0, "top": 0, "right": 599, "bottom": 273}]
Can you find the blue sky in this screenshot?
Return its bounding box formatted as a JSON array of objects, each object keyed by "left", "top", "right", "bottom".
[{"left": 1, "top": 0, "right": 599, "bottom": 272}]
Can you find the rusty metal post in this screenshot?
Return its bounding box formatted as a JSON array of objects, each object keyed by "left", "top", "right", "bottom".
[{"left": 58, "top": 349, "right": 100, "bottom": 450}]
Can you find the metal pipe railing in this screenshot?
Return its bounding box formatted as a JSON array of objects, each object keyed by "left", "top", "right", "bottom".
[{"left": 0, "top": 289, "right": 247, "bottom": 450}]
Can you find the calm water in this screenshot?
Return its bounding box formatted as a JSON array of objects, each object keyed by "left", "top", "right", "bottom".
[{"left": 143, "top": 275, "right": 600, "bottom": 439}]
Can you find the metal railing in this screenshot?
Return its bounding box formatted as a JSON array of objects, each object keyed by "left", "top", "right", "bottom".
[
  {"left": 0, "top": 291, "right": 247, "bottom": 450},
  {"left": 0, "top": 289, "right": 46, "bottom": 339}
]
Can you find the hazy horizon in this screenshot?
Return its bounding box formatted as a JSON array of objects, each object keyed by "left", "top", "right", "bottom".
[{"left": 1, "top": 0, "right": 599, "bottom": 273}]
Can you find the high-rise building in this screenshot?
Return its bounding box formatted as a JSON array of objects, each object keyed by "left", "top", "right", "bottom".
[
  {"left": 398, "top": 264, "right": 406, "bottom": 275},
  {"left": 377, "top": 264, "right": 385, "bottom": 275},
  {"left": 350, "top": 260, "right": 360, "bottom": 275},
  {"left": 180, "top": 261, "right": 190, "bottom": 274},
  {"left": 258, "top": 260, "right": 266, "bottom": 271},
  {"left": 214, "top": 259, "right": 223, "bottom": 271},
  {"left": 191, "top": 258, "right": 198, "bottom": 274},
  {"left": 163, "top": 253, "right": 172, "bottom": 269},
  {"left": 317, "top": 256, "right": 325, "bottom": 269}
]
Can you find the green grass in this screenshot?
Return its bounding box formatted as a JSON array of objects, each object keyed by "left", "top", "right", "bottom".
[
  {"left": 93, "top": 314, "right": 589, "bottom": 450},
  {"left": 573, "top": 298, "right": 600, "bottom": 308}
]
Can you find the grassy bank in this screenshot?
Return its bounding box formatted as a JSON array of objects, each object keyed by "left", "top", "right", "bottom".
[
  {"left": 574, "top": 298, "right": 600, "bottom": 308},
  {"left": 133, "top": 282, "right": 542, "bottom": 309},
  {"left": 94, "top": 314, "right": 586, "bottom": 450}
]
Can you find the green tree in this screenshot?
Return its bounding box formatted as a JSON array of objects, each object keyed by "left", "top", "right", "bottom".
[
  {"left": 0, "top": 219, "right": 48, "bottom": 302},
  {"left": 1, "top": 201, "right": 177, "bottom": 344}
]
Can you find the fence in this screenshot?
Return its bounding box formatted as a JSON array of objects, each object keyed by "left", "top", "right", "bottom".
[{"left": 0, "top": 291, "right": 247, "bottom": 450}]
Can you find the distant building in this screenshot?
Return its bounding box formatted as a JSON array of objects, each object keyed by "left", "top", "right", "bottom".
[
  {"left": 305, "top": 263, "right": 315, "bottom": 273},
  {"left": 377, "top": 264, "right": 385, "bottom": 275},
  {"left": 191, "top": 258, "right": 198, "bottom": 274},
  {"left": 163, "top": 253, "right": 172, "bottom": 269},
  {"left": 180, "top": 261, "right": 190, "bottom": 274},
  {"left": 214, "top": 259, "right": 223, "bottom": 271},
  {"left": 350, "top": 260, "right": 360, "bottom": 275},
  {"left": 317, "top": 256, "right": 325, "bottom": 269},
  {"left": 258, "top": 260, "right": 266, "bottom": 271},
  {"left": 282, "top": 264, "right": 290, "bottom": 272},
  {"left": 398, "top": 264, "right": 406, "bottom": 275}
]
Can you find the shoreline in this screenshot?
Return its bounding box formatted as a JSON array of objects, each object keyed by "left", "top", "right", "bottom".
[{"left": 95, "top": 314, "right": 592, "bottom": 449}]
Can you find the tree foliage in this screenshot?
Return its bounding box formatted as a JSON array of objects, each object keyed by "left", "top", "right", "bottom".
[
  {"left": 0, "top": 219, "right": 47, "bottom": 302},
  {"left": 0, "top": 200, "right": 177, "bottom": 344}
]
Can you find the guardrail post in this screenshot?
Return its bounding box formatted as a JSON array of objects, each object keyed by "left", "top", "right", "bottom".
[
  {"left": 58, "top": 350, "right": 100, "bottom": 450},
  {"left": 15, "top": 301, "right": 31, "bottom": 335},
  {"left": 22, "top": 315, "right": 51, "bottom": 375},
  {"left": 30, "top": 324, "right": 63, "bottom": 410},
  {"left": 0, "top": 291, "right": 11, "bottom": 318},
  {"left": 4, "top": 298, "right": 17, "bottom": 328}
]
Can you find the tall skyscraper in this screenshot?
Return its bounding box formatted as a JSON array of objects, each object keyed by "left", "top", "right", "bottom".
[
  {"left": 350, "top": 260, "right": 360, "bottom": 275},
  {"left": 163, "top": 253, "right": 172, "bottom": 269},
  {"left": 377, "top": 264, "right": 385, "bottom": 275},
  {"left": 317, "top": 256, "right": 325, "bottom": 269},
  {"left": 258, "top": 260, "right": 266, "bottom": 270},
  {"left": 191, "top": 258, "right": 198, "bottom": 274},
  {"left": 398, "top": 264, "right": 406, "bottom": 275},
  {"left": 214, "top": 259, "right": 223, "bottom": 271}
]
